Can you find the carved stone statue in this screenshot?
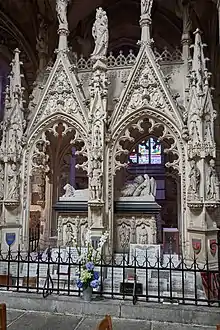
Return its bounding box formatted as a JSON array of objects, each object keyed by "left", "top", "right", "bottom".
[
  {"left": 81, "top": 225, "right": 88, "bottom": 246},
  {"left": 91, "top": 7, "right": 109, "bottom": 58},
  {"left": 141, "top": 0, "right": 153, "bottom": 16},
  {"left": 175, "top": 0, "right": 193, "bottom": 35},
  {"left": 138, "top": 224, "right": 148, "bottom": 245},
  {"left": 8, "top": 120, "right": 22, "bottom": 159},
  {"left": 60, "top": 183, "right": 89, "bottom": 201},
  {"left": 62, "top": 183, "right": 75, "bottom": 198},
  {"left": 206, "top": 159, "right": 219, "bottom": 200},
  {"left": 7, "top": 163, "right": 19, "bottom": 200},
  {"left": 56, "top": 0, "right": 69, "bottom": 27},
  {"left": 65, "top": 223, "right": 74, "bottom": 246},
  {"left": 36, "top": 14, "right": 48, "bottom": 72},
  {"left": 188, "top": 160, "right": 200, "bottom": 200},
  {"left": 119, "top": 223, "right": 130, "bottom": 248},
  {"left": 89, "top": 161, "right": 102, "bottom": 200},
  {"left": 0, "top": 163, "right": 4, "bottom": 200},
  {"left": 120, "top": 174, "right": 156, "bottom": 199}
]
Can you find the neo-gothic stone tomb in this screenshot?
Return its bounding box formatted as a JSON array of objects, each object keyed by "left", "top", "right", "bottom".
[{"left": 0, "top": 0, "right": 219, "bottom": 266}]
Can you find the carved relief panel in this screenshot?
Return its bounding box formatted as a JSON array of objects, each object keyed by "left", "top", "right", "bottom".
[
  {"left": 115, "top": 215, "right": 157, "bottom": 252},
  {"left": 57, "top": 214, "right": 88, "bottom": 247}
]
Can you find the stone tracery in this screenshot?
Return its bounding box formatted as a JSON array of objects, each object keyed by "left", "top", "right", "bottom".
[{"left": 0, "top": 0, "right": 218, "bottom": 265}]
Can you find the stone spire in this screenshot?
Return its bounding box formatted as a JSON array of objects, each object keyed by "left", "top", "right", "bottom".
[
  {"left": 0, "top": 48, "right": 24, "bottom": 162},
  {"left": 139, "top": 0, "right": 153, "bottom": 44},
  {"left": 0, "top": 48, "right": 24, "bottom": 220},
  {"left": 186, "top": 29, "right": 216, "bottom": 159},
  {"left": 56, "top": 0, "right": 70, "bottom": 52},
  {"left": 186, "top": 31, "right": 219, "bottom": 263},
  {"left": 190, "top": 29, "right": 211, "bottom": 98}
]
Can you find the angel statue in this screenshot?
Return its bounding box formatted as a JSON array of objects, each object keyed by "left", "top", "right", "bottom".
[
  {"left": 141, "top": 0, "right": 153, "bottom": 16},
  {"left": 91, "top": 7, "right": 109, "bottom": 58},
  {"left": 56, "top": 0, "right": 69, "bottom": 27}
]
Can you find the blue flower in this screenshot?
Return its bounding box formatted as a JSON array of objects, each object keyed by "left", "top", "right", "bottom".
[
  {"left": 76, "top": 279, "right": 83, "bottom": 288},
  {"left": 86, "top": 262, "right": 94, "bottom": 271},
  {"left": 93, "top": 271, "right": 99, "bottom": 280},
  {"left": 90, "top": 279, "right": 99, "bottom": 288}
]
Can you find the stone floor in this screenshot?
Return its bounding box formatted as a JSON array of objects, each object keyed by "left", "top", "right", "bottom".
[{"left": 6, "top": 309, "right": 215, "bottom": 330}]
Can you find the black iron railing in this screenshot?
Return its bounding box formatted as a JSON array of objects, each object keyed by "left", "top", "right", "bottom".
[
  {"left": 29, "top": 225, "right": 40, "bottom": 252},
  {"left": 0, "top": 245, "right": 219, "bottom": 307}
]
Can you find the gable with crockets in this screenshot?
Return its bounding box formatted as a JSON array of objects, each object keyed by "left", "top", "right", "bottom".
[
  {"left": 111, "top": 45, "right": 183, "bottom": 130},
  {"left": 27, "top": 55, "right": 88, "bottom": 135}
]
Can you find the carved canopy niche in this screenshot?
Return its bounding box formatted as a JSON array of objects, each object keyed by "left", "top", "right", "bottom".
[{"left": 112, "top": 117, "right": 180, "bottom": 175}]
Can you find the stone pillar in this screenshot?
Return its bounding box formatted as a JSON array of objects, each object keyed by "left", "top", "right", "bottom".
[
  {"left": 217, "top": 0, "right": 220, "bottom": 44},
  {"left": 88, "top": 7, "right": 109, "bottom": 239},
  {"left": 181, "top": 0, "right": 192, "bottom": 107},
  {"left": 0, "top": 49, "right": 24, "bottom": 251},
  {"left": 88, "top": 58, "right": 108, "bottom": 239},
  {"left": 185, "top": 30, "right": 220, "bottom": 266}
]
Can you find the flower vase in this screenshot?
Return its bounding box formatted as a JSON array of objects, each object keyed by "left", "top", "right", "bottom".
[{"left": 83, "top": 286, "right": 93, "bottom": 302}]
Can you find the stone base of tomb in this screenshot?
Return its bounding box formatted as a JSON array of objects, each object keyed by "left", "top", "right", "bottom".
[
  {"left": 57, "top": 213, "right": 88, "bottom": 247},
  {"left": 187, "top": 226, "right": 219, "bottom": 268},
  {"left": 114, "top": 200, "right": 161, "bottom": 253}
]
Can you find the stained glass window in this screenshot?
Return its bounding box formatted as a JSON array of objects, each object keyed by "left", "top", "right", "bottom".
[{"left": 128, "top": 138, "right": 162, "bottom": 165}]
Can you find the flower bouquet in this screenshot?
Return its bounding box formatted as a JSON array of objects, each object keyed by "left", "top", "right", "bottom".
[{"left": 75, "top": 229, "right": 109, "bottom": 301}]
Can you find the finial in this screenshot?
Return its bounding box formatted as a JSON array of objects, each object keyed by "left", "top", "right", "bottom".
[
  {"left": 140, "top": 0, "right": 153, "bottom": 44},
  {"left": 190, "top": 28, "right": 210, "bottom": 94},
  {"left": 141, "top": 0, "right": 153, "bottom": 17},
  {"left": 56, "top": 0, "right": 70, "bottom": 51}
]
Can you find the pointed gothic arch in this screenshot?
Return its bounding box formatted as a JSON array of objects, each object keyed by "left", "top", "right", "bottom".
[
  {"left": 106, "top": 106, "right": 186, "bottom": 249},
  {"left": 21, "top": 113, "right": 88, "bottom": 248}
]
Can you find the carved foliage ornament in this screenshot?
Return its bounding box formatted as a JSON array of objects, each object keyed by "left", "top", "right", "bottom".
[
  {"left": 113, "top": 53, "right": 179, "bottom": 128},
  {"left": 43, "top": 70, "right": 79, "bottom": 119},
  {"left": 32, "top": 65, "right": 86, "bottom": 130}
]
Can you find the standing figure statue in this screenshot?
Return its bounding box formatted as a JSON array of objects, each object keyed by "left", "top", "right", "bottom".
[
  {"left": 138, "top": 224, "right": 148, "bottom": 245},
  {"left": 36, "top": 14, "right": 49, "bottom": 72},
  {"left": 188, "top": 160, "right": 200, "bottom": 200},
  {"left": 0, "top": 163, "right": 4, "bottom": 200},
  {"left": 206, "top": 159, "right": 219, "bottom": 200},
  {"left": 175, "top": 0, "right": 193, "bottom": 35},
  {"left": 65, "top": 223, "right": 74, "bottom": 246},
  {"left": 119, "top": 223, "right": 130, "bottom": 249},
  {"left": 91, "top": 7, "right": 109, "bottom": 58},
  {"left": 89, "top": 161, "right": 103, "bottom": 201},
  {"left": 56, "top": 0, "right": 69, "bottom": 27},
  {"left": 141, "top": 0, "right": 153, "bottom": 16},
  {"left": 7, "top": 163, "right": 19, "bottom": 200}
]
